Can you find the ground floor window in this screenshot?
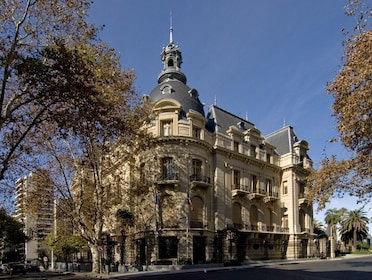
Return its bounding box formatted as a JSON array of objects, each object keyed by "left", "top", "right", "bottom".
[{"left": 159, "top": 236, "right": 178, "bottom": 259}]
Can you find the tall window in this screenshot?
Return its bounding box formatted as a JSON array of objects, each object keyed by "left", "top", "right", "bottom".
[
  {"left": 266, "top": 153, "right": 271, "bottom": 163},
  {"left": 161, "top": 157, "right": 174, "bottom": 180},
  {"left": 298, "top": 181, "right": 305, "bottom": 198},
  {"left": 250, "top": 145, "right": 257, "bottom": 158},
  {"left": 233, "top": 169, "right": 240, "bottom": 189},
  {"left": 192, "top": 127, "right": 201, "bottom": 139},
  {"left": 250, "top": 205, "right": 258, "bottom": 230},
  {"left": 233, "top": 203, "right": 242, "bottom": 229},
  {"left": 191, "top": 159, "right": 202, "bottom": 181},
  {"left": 283, "top": 181, "right": 288, "bottom": 195},
  {"left": 250, "top": 174, "right": 257, "bottom": 193},
  {"left": 190, "top": 196, "right": 204, "bottom": 228},
  {"left": 265, "top": 208, "right": 273, "bottom": 230},
  {"left": 266, "top": 179, "right": 272, "bottom": 196},
  {"left": 162, "top": 121, "right": 172, "bottom": 136},
  {"left": 299, "top": 209, "right": 306, "bottom": 231},
  {"left": 233, "top": 141, "right": 239, "bottom": 152}
]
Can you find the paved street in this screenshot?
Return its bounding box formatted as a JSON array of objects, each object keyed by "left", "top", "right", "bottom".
[
  {"left": 1, "top": 255, "right": 371, "bottom": 280},
  {"left": 116, "top": 255, "right": 371, "bottom": 280}
]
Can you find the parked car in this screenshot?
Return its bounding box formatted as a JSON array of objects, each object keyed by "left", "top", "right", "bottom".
[
  {"left": 6, "top": 263, "right": 27, "bottom": 275},
  {"left": 25, "top": 263, "right": 40, "bottom": 272}
]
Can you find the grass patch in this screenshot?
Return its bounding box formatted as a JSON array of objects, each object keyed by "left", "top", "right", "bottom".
[{"left": 350, "top": 251, "right": 372, "bottom": 255}]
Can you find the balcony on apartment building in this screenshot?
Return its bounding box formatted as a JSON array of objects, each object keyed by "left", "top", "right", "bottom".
[
  {"left": 228, "top": 223, "right": 288, "bottom": 233},
  {"left": 298, "top": 192, "right": 310, "bottom": 206},
  {"left": 156, "top": 172, "right": 180, "bottom": 186},
  {"left": 189, "top": 174, "right": 212, "bottom": 189},
  {"left": 232, "top": 185, "right": 279, "bottom": 203}
]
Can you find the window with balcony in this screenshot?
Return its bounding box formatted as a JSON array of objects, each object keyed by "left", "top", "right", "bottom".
[
  {"left": 233, "top": 169, "right": 240, "bottom": 189},
  {"left": 161, "top": 120, "right": 173, "bottom": 136},
  {"left": 250, "top": 174, "right": 257, "bottom": 193},
  {"left": 266, "top": 179, "right": 272, "bottom": 196},
  {"left": 191, "top": 159, "right": 202, "bottom": 181},
  {"left": 161, "top": 157, "right": 174, "bottom": 180}
]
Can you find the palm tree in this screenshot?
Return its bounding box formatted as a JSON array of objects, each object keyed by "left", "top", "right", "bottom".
[
  {"left": 324, "top": 208, "right": 348, "bottom": 257},
  {"left": 313, "top": 219, "right": 327, "bottom": 237},
  {"left": 340, "top": 208, "right": 369, "bottom": 251}
]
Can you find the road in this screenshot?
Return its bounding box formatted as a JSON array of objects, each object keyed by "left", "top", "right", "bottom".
[
  {"left": 2, "top": 255, "right": 371, "bottom": 280},
  {"left": 119, "top": 255, "right": 371, "bottom": 280}
]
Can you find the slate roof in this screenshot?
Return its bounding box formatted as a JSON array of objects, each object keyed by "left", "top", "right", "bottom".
[
  {"left": 206, "top": 105, "right": 255, "bottom": 134},
  {"left": 265, "top": 126, "right": 299, "bottom": 155},
  {"left": 149, "top": 78, "right": 205, "bottom": 119}
]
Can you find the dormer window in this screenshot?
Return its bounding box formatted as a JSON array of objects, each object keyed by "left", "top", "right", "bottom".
[
  {"left": 192, "top": 126, "right": 201, "bottom": 139},
  {"left": 161, "top": 120, "right": 173, "bottom": 136},
  {"left": 160, "top": 84, "right": 173, "bottom": 95}
]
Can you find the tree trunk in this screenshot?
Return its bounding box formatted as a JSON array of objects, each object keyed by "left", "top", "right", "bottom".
[
  {"left": 352, "top": 229, "right": 357, "bottom": 251},
  {"left": 90, "top": 245, "right": 101, "bottom": 274}
]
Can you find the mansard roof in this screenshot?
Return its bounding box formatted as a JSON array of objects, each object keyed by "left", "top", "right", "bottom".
[
  {"left": 206, "top": 105, "right": 255, "bottom": 134},
  {"left": 265, "top": 125, "right": 300, "bottom": 155}
]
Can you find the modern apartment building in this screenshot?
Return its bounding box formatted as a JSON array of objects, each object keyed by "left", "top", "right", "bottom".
[
  {"left": 14, "top": 172, "right": 54, "bottom": 261},
  {"left": 112, "top": 27, "right": 315, "bottom": 266}
]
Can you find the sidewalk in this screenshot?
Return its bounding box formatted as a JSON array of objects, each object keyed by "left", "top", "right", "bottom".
[{"left": 66, "top": 254, "right": 371, "bottom": 279}]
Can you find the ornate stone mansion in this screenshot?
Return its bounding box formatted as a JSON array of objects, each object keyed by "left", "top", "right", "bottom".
[{"left": 120, "top": 26, "right": 316, "bottom": 266}]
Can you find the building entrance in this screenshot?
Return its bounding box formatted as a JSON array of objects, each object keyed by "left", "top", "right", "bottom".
[{"left": 193, "top": 236, "right": 206, "bottom": 264}]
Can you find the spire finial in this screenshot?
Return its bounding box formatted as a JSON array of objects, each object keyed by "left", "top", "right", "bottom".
[{"left": 169, "top": 11, "right": 173, "bottom": 44}]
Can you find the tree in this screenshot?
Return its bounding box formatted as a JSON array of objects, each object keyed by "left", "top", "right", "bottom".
[
  {"left": 313, "top": 219, "right": 327, "bottom": 237},
  {"left": 1, "top": 0, "right": 141, "bottom": 206},
  {"left": 0, "top": 208, "right": 27, "bottom": 262},
  {"left": 307, "top": 0, "right": 372, "bottom": 209},
  {"left": 1, "top": 0, "right": 153, "bottom": 273},
  {"left": 33, "top": 121, "right": 151, "bottom": 273},
  {"left": 46, "top": 234, "right": 86, "bottom": 271},
  {"left": 339, "top": 208, "right": 369, "bottom": 251},
  {"left": 324, "top": 208, "right": 347, "bottom": 237}
]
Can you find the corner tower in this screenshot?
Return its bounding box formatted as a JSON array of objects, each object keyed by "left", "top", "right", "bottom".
[{"left": 149, "top": 22, "right": 205, "bottom": 119}]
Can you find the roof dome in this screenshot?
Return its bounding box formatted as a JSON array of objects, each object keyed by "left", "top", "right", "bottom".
[
  {"left": 148, "top": 25, "right": 205, "bottom": 118},
  {"left": 150, "top": 79, "right": 205, "bottom": 118}
]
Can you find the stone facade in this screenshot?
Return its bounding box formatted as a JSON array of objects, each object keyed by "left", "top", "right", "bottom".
[{"left": 116, "top": 28, "right": 315, "bottom": 266}]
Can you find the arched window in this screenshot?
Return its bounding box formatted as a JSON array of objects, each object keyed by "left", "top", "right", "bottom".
[
  {"left": 232, "top": 202, "right": 242, "bottom": 229},
  {"left": 168, "top": 59, "right": 174, "bottom": 67},
  {"left": 190, "top": 196, "right": 204, "bottom": 228}
]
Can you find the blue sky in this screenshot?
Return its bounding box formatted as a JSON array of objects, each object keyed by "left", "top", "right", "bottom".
[{"left": 88, "top": 0, "right": 371, "bottom": 231}]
